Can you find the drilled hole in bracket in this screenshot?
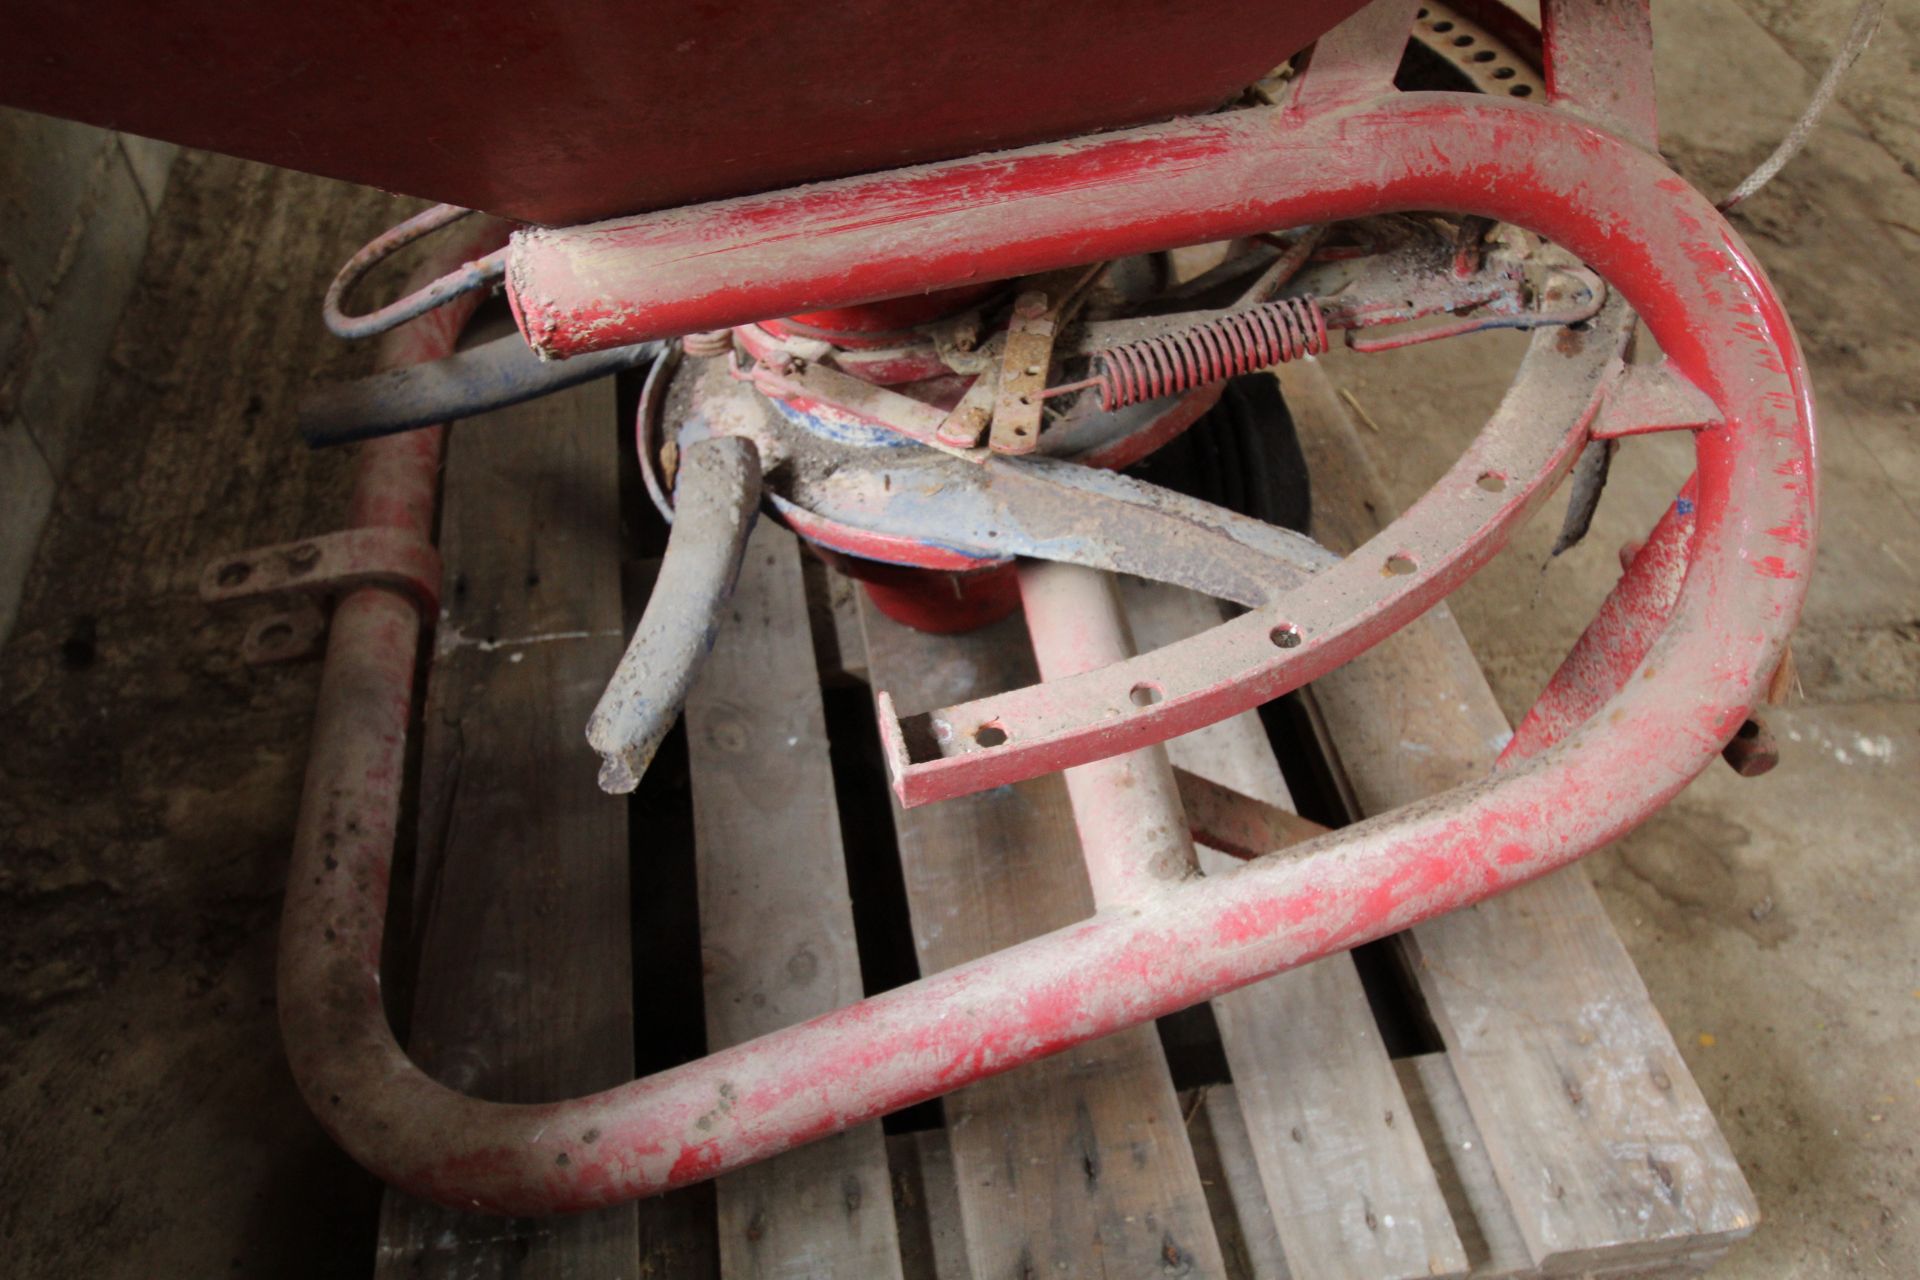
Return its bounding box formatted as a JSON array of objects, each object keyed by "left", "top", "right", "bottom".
[
  {"left": 1386, "top": 553, "right": 1419, "bottom": 576},
  {"left": 1129, "top": 682, "right": 1164, "bottom": 707},
  {"left": 1476, "top": 471, "right": 1508, "bottom": 493},
  {"left": 973, "top": 723, "right": 1008, "bottom": 748}
]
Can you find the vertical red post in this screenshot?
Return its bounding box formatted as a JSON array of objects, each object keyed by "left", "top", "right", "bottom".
[{"left": 1018, "top": 560, "right": 1197, "bottom": 904}]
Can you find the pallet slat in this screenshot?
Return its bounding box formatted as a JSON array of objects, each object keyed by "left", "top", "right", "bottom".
[
  {"left": 1122, "top": 579, "right": 1469, "bottom": 1280},
  {"left": 860, "top": 603, "right": 1228, "bottom": 1279},
  {"left": 374, "top": 380, "right": 639, "bottom": 1277},
  {"left": 1201, "top": 1087, "right": 1294, "bottom": 1280},
  {"left": 1280, "top": 359, "right": 1758, "bottom": 1272},
  {"left": 688, "top": 522, "right": 905, "bottom": 1279},
  {"left": 1394, "top": 1054, "right": 1535, "bottom": 1279},
  {"left": 889, "top": 1131, "right": 975, "bottom": 1280}
]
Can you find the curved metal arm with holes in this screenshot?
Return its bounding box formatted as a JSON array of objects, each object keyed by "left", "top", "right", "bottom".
[{"left": 879, "top": 293, "right": 1629, "bottom": 805}]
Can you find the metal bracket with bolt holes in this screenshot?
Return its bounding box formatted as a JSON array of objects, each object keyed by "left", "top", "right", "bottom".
[{"left": 200, "top": 528, "right": 443, "bottom": 664}]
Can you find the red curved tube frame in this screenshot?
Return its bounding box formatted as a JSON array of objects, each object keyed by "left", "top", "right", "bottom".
[{"left": 287, "top": 92, "right": 1814, "bottom": 1215}]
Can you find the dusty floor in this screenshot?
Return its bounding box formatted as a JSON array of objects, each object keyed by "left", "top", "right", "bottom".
[
  {"left": 1333, "top": 3, "right": 1920, "bottom": 1274},
  {"left": 1, "top": 3, "right": 1915, "bottom": 1276}
]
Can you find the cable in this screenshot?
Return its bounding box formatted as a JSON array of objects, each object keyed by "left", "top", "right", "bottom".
[{"left": 1719, "top": 0, "right": 1887, "bottom": 211}]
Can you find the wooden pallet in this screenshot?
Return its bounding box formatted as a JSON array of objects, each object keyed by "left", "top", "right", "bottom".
[{"left": 375, "top": 357, "right": 1756, "bottom": 1277}]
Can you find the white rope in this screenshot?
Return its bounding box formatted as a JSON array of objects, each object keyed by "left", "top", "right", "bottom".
[{"left": 1719, "top": 0, "right": 1887, "bottom": 210}]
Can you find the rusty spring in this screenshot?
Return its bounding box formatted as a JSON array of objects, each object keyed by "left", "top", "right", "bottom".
[{"left": 1050, "top": 296, "right": 1329, "bottom": 411}]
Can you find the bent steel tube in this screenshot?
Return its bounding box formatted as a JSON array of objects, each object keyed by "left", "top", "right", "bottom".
[
  {"left": 586, "top": 436, "right": 763, "bottom": 794},
  {"left": 283, "top": 94, "right": 1813, "bottom": 1215},
  {"left": 323, "top": 203, "right": 506, "bottom": 341},
  {"left": 1019, "top": 560, "right": 1198, "bottom": 905}
]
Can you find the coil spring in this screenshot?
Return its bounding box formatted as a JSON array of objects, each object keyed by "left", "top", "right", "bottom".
[{"left": 1089, "top": 296, "right": 1328, "bottom": 410}]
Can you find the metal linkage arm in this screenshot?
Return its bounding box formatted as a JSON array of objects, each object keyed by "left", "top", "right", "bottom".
[{"left": 586, "top": 437, "right": 763, "bottom": 794}]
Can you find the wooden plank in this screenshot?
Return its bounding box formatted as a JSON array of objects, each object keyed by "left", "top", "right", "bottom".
[
  {"left": 1122, "top": 578, "right": 1469, "bottom": 1280},
  {"left": 375, "top": 379, "right": 638, "bottom": 1277},
  {"left": 800, "top": 550, "right": 869, "bottom": 686},
  {"left": 1396, "top": 1054, "right": 1735, "bottom": 1280},
  {"left": 1200, "top": 1088, "right": 1292, "bottom": 1280},
  {"left": 1277, "top": 360, "right": 1759, "bottom": 1271},
  {"left": 687, "top": 522, "right": 905, "bottom": 1280},
  {"left": 1394, "top": 1055, "right": 1534, "bottom": 1279},
  {"left": 860, "top": 602, "right": 1228, "bottom": 1279},
  {"left": 889, "top": 1131, "right": 974, "bottom": 1280},
  {"left": 623, "top": 551, "right": 724, "bottom": 1280}
]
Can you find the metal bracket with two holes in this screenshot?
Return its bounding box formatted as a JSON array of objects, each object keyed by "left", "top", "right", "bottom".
[{"left": 199, "top": 528, "right": 443, "bottom": 665}]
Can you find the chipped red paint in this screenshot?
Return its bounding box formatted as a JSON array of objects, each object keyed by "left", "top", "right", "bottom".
[
  {"left": 1020, "top": 561, "right": 1199, "bottom": 904},
  {"left": 774, "top": 503, "right": 995, "bottom": 573},
  {"left": 279, "top": 61, "right": 1814, "bottom": 1220},
  {"left": 1505, "top": 479, "right": 1697, "bottom": 762}
]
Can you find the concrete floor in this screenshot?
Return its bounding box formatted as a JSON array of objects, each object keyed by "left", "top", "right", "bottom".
[
  {"left": 1330, "top": 3, "right": 1920, "bottom": 1273},
  {"left": 1, "top": 2, "right": 1915, "bottom": 1276}
]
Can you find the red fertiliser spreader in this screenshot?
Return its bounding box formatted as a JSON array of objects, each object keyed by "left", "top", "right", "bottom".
[{"left": 2, "top": 0, "right": 1840, "bottom": 1216}]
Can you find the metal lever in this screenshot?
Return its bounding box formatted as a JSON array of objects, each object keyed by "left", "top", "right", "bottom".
[{"left": 587, "top": 436, "right": 763, "bottom": 793}]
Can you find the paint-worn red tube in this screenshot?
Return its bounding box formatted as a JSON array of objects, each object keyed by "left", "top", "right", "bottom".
[
  {"left": 283, "top": 97, "right": 1813, "bottom": 1216},
  {"left": 1019, "top": 560, "right": 1195, "bottom": 905},
  {"left": 1503, "top": 475, "right": 1701, "bottom": 764}
]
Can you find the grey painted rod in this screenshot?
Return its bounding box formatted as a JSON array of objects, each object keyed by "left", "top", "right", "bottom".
[{"left": 587, "top": 436, "right": 762, "bottom": 793}]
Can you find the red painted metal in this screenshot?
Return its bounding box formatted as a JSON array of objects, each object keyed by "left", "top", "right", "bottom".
[
  {"left": 0, "top": 1, "right": 1370, "bottom": 227},
  {"left": 1540, "top": 0, "right": 1658, "bottom": 148},
  {"left": 518, "top": 82, "right": 1815, "bottom": 808},
  {"left": 279, "top": 84, "right": 1815, "bottom": 1215},
  {"left": 500, "top": 96, "right": 1659, "bottom": 358},
  {"left": 1287, "top": 0, "right": 1420, "bottom": 114},
  {"left": 1020, "top": 561, "right": 1197, "bottom": 904},
  {"left": 1068, "top": 382, "right": 1225, "bottom": 472},
  {"left": 781, "top": 286, "right": 1003, "bottom": 338},
  {"left": 880, "top": 293, "right": 1618, "bottom": 807},
  {"left": 853, "top": 560, "right": 1023, "bottom": 635},
  {"left": 773, "top": 501, "right": 999, "bottom": 574},
  {"left": 1056, "top": 296, "right": 1329, "bottom": 410},
  {"left": 1501, "top": 478, "right": 1698, "bottom": 764}
]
